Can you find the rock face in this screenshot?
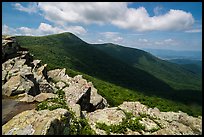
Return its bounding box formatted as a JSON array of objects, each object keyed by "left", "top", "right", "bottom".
[
  {"left": 2, "top": 108, "right": 70, "bottom": 135},
  {"left": 2, "top": 38, "right": 53, "bottom": 96},
  {"left": 2, "top": 74, "right": 34, "bottom": 96},
  {"left": 68, "top": 78, "right": 108, "bottom": 112},
  {"left": 2, "top": 36, "right": 19, "bottom": 62},
  {"left": 2, "top": 36, "right": 202, "bottom": 135}
]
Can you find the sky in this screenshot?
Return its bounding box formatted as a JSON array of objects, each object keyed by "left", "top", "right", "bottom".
[{"left": 2, "top": 2, "right": 202, "bottom": 51}]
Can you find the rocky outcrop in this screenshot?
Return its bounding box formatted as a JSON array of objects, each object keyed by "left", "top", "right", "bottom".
[
  {"left": 85, "top": 102, "right": 202, "bottom": 135},
  {"left": 2, "top": 36, "right": 20, "bottom": 62},
  {"left": 2, "top": 74, "right": 34, "bottom": 96},
  {"left": 2, "top": 108, "right": 70, "bottom": 135},
  {"left": 2, "top": 40, "right": 53, "bottom": 96},
  {"left": 48, "top": 69, "right": 109, "bottom": 113}
]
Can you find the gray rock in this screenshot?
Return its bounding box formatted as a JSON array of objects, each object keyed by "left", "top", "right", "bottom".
[
  {"left": 86, "top": 107, "right": 126, "bottom": 135},
  {"left": 55, "top": 81, "right": 66, "bottom": 90},
  {"left": 139, "top": 117, "right": 159, "bottom": 132},
  {"left": 33, "top": 64, "right": 47, "bottom": 82},
  {"left": 63, "top": 77, "right": 108, "bottom": 112},
  {"left": 2, "top": 74, "right": 34, "bottom": 96},
  {"left": 69, "top": 104, "right": 81, "bottom": 118},
  {"left": 63, "top": 84, "right": 88, "bottom": 107},
  {"left": 88, "top": 82, "right": 108, "bottom": 109},
  {"left": 47, "top": 68, "right": 72, "bottom": 85},
  {"left": 2, "top": 59, "right": 15, "bottom": 72},
  {"left": 2, "top": 108, "right": 70, "bottom": 135},
  {"left": 19, "top": 94, "right": 35, "bottom": 103},
  {"left": 34, "top": 93, "right": 58, "bottom": 102},
  {"left": 118, "top": 101, "right": 148, "bottom": 116}
]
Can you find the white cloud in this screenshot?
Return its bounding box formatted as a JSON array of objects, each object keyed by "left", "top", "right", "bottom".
[
  {"left": 13, "top": 2, "right": 38, "bottom": 14},
  {"left": 14, "top": 2, "right": 194, "bottom": 32},
  {"left": 100, "top": 31, "right": 124, "bottom": 44},
  {"left": 155, "top": 38, "right": 178, "bottom": 46},
  {"left": 185, "top": 29, "right": 202, "bottom": 33},
  {"left": 37, "top": 2, "right": 127, "bottom": 25},
  {"left": 153, "top": 6, "right": 163, "bottom": 16},
  {"left": 2, "top": 23, "right": 86, "bottom": 36},
  {"left": 112, "top": 8, "right": 194, "bottom": 32}
]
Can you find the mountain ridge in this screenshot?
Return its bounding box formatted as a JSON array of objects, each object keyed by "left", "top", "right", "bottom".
[{"left": 14, "top": 32, "right": 202, "bottom": 115}]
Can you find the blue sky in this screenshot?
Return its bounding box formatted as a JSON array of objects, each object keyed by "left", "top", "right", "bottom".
[{"left": 2, "top": 2, "right": 202, "bottom": 51}]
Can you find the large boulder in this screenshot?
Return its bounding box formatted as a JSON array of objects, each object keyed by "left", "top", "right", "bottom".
[
  {"left": 118, "top": 101, "right": 148, "bottom": 116},
  {"left": 2, "top": 74, "right": 34, "bottom": 96},
  {"left": 63, "top": 83, "right": 88, "bottom": 108},
  {"left": 88, "top": 82, "right": 109, "bottom": 109},
  {"left": 2, "top": 108, "right": 70, "bottom": 135},
  {"left": 63, "top": 77, "right": 108, "bottom": 112},
  {"left": 47, "top": 68, "right": 72, "bottom": 85},
  {"left": 86, "top": 107, "right": 126, "bottom": 135}
]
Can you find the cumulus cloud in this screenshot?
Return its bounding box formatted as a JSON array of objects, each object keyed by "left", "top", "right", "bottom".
[
  {"left": 13, "top": 2, "right": 194, "bottom": 32},
  {"left": 37, "top": 2, "right": 127, "bottom": 25},
  {"left": 2, "top": 23, "right": 86, "bottom": 36},
  {"left": 13, "top": 2, "right": 38, "bottom": 14},
  {"left": 112, "top": 8, "right": 194, "bottom": 32}
]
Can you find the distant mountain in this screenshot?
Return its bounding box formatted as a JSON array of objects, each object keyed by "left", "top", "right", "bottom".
[
  {"left": 168, "top": 59, "right": 202, "bottom": 75},
  {"left": 93, "top": 43, "right": 201, "bottom": 91},
  {"left": 143, "top": 49, "right": 202, "bottom": 60},
  {"left": 15, "top": 32, "right": 202, "bottom": 116}
]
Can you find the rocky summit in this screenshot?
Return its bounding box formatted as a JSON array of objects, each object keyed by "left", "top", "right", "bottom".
[{"left": 2, "top": 36, "right": 202, "bottom": 135}]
